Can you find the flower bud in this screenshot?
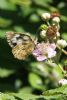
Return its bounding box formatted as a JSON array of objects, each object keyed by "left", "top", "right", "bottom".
[
  {"left": 56, "top": 32, "right": 60, "bottom": 37},
  {"left": 57, "top": 39, "right": 67, "bottom": 48},
  {"left": 59, "top": 79, "right": 67, "bottom": 85},
  {"left": 40, "top": 30, "right": 46, "bottom": 38},
  {"left": 39, "top": 24, "right": 48, "bottom": 30},
  {"left": 51, "top": 11, "right": 60, "bottom": 18},
  {"left": 52, "top": 17, "right": 60, "bottom": 23},
  {"left": 41, "top": 13, "right": 51, "bottom": 20}
]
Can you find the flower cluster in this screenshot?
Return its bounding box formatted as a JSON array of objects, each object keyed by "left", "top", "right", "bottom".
[{"left": 32, "top": 12, "right": 67, "bottom": 61}]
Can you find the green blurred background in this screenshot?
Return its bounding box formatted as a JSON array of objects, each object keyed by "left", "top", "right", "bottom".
[{"left": 0, "top": 0, "right": 67, "bottom": 99}]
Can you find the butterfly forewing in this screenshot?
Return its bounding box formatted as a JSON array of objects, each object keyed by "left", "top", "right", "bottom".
[{"left": 6, "top": 31, "right": 35, "bottom": 60}]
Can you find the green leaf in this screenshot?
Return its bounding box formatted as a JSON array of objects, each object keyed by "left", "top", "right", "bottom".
[
  {"left": 42, "top": 94, "right": 67, "bottom": 100},
  {"left": 42, "top": 85, "right": 67, "bottom": 100},
  {"left": 0, "top": 30, "right": 6, "bottom": 38},
  {"left": 0, "top": 68, "right": 14, "bottom": 78},
  {"left": 13, "top": 93, "right": 39, "bottom": 100},
  {"left": 14, "top": 26, "right": 25, "bottom": 32},
  {"left": 33, "top": 0, "right": 52, "bottom": 6},
  {"left": 10, "top": 85, "right": 67, "bottom": 100},
  {"left": 0, "top": 92, "right": 16, "bottom": 100},
  {"left": 20, "top": 5, "right": 34, "bottom": 17},
  {"left": 61, "top": 15, "right": 67, "bottom": 22},
  {"left": 30, "top": 62, "right": 49, "bottom": 77},
  {"left": 28, "top": 72, "right": 44, "bottom": 90},
  {"left": 61, "top": 33, "right": 67, "bottom": 41},
  {"left": 52, "top": 65, "right": 64, "bottom": 80},
  {"left": 0, "top": 0, "right": 16, "bottom": 11},
  {"left": 18, "top": 87, "right": 32, "bottom": 94},
  {"left": 43, "top": 85, "right": 67, "bottom": 95},
  {"left": 0, "top": 17, "right": 12, "bottom": 28},
  {"left": 10, "top": 0, "right": 32, "bottom": 6},
  {"left": 0, "top": 85, "right": 67, "bottom": 100},
  {"left": 29, "top": 14, "right": 40, "bottom": 22}
]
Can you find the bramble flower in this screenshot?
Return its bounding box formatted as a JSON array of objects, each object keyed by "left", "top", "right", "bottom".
[
  {"left": 59, "top": 79, "right": 67, "bottom": 85},
  {"left": 57, "top": 39, "right": 67, "bottom": 48},
  {"left": 47, "top": 25, "right": 57, "bottom": 38},
  {"left": 33, "top": 42, "right": 56, "bottom": 61}
]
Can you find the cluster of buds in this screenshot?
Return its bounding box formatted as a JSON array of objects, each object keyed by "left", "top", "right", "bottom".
[
  {"left": 41, "top": 11, "right": 60, "bottom": 23},
  {"left": 40, "top": 12, "right": 61, "bottom": 41},
  {"left": 32, "top": 12, "right": 67, "bottom": 62}
]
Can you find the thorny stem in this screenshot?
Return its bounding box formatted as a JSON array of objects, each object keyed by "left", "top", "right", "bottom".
[
  {"left": 47, "top": 60, "right": 66, "bottom": 75},
  {"left": 47, "top": 59, "right": 57, "bottom": 67},
  {"left": 58, "top": 64, "right": 66, "bottom": 74},
  {"left": 56, "top": 45, "right": 67, "bottom": 55}
]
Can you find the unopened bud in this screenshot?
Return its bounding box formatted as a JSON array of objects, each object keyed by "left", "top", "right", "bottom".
[
  {"left": 41, "top": 13, "right": 51, "bottom": 20},
  {"left": 40, "top": 30, "right": 46, "bottom": 38},
  {"left": 40, "top": 24, "right": 48, "bottom": 30},
  {"left": 59, "top": 79, "right": 67, "bottom": 85},
  {"left": 52, "top": 17, "right": 60, "bottom": 23},
  {"left": 56, "top": 32, "right": 60, "bottom": 37},
  {"left": 57, "top": 39, "right": 67, "bottom": 48},
  {"left": 51, "top": 11, "right": 60, "bottom": 18}
]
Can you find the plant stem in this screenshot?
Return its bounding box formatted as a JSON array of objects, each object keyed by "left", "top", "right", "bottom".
[
  {"left": 56, "top": 45, "right": 67, "bottom": 55},
  {"left": 58, "top": 64, "right": 66, "bottom": 74},
  {"left": 46, "top": 21, "right": 50, "bottom": 26}
]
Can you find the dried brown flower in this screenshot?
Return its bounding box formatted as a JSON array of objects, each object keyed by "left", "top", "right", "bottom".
[
  {"left": 51, "top": 11, "right": 60, "bottom": 18},
  {"left": 47, "top": 25, "right": 57, "bottom": 38}
]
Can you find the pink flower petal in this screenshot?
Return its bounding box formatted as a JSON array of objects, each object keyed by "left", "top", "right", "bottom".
[
  {"left": 33, "top": 50, "right": 41, "bottom": 56},
  {"left": 50, "top": 43, "right": 56, "bottom": 50},
  {"left": 37, "top": 56, "right": 47, "bottom": 61}
]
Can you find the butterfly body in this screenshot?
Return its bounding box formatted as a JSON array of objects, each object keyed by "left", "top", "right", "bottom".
[{"left": 6, "top": 32, "right": 35, "bottom": 60}]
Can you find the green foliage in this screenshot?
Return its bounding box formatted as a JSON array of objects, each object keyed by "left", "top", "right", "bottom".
[
  {"left": 0, "top": 93, "right": 16, "bottom": 100},
  {"left": 0, "top": 85, "right": 67, "bottom": 100},
  {"left": 0, "top": 0, "right": 16, "bottom": 10},
  {"left": 43, "top": 85, "right": 67, "bottom": 100},
  {"left": 61, "top": 33, "right": 67, "bottom": 41},
  {"left": 0, "top": 17, "right": 12, "bottom": 28},
  {"left": 0, "top": 68, "right": 14, "bottom": 78},
  {"left": 0, "top": 0, "right": 67, "bottom": 99},
  {"left": 10, "top": 0, "right": 32, "bottom": 6},
  {"left": 28, "top": 72, "right": 44, "bottom": 90}
]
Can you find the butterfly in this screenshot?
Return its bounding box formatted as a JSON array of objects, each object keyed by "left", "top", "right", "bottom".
[{"left": 6, "top": 31, "right": 35, "bottom": 60}]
